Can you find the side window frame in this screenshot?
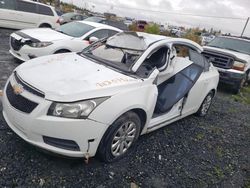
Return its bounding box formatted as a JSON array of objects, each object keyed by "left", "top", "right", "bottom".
[
  {"left": 0, "top": 0, "right": 16, "bottom": 10},
  {"left": 135, "top": 45, "right": 169, "bottom": 78},
  {"left": 16, "top": 0, "right": 38, "bottom": 14},
  {"left": 189, "top": 49, "right": 210, "bottom": 72},
  {"left": 85, "top": 29, "right": 110, "bottom": 41},
  {"left": 144, "top": 45, "right": 169, "bottom": 71},
  {"left": 154, "top": 63, "right": 203, "bottom": 114},
  {"left": 108, "top": 30, "right": 119, "bottom": 37},
  {"left": 37, "top": 4, "right": 54, "bottom": 16}
]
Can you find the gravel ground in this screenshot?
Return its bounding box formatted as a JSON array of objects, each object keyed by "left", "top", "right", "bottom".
[{"left": 0, "top": 28, "right": 250, "bottom": 188}]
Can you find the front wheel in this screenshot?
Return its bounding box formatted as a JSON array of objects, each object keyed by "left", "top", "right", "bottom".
[
  {"left": 196, "top": 92, "right": 214, "bottom": 117},
  {"left": 97, "top": 111, "right": 141, "bottom": 163}
]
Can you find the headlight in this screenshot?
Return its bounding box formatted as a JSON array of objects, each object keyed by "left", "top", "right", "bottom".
[
  {"left": 232, "top": 61, "right": 245, "bottom": 71},
  {"left": 29, "top": 42, "right": 53, "bottom": 48},
  {"left": 48, "top": 97, "right": 109, "bottom": 119}
]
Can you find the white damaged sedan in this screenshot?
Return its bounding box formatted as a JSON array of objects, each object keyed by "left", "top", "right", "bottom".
[{"left": 2, "top": 32, "right": 219, "bottom": 162}]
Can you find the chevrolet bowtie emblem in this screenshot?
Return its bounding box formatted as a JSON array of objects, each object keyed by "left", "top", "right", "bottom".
[{"left": 13, "top": 84, "right": 24, "bottom": 95}]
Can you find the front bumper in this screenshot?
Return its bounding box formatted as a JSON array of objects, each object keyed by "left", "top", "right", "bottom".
[
  {"left": 9, "top": 44, "right": 53, "bottom": 62},
  {"left": 216, "top": 68, "right": 245, "bottom": 86},
  {"left": 1, "top": 78, "right": 108, "bottom": 158},
  {"left": 9, "top": 33, "right": 56, "bottom": 62}
]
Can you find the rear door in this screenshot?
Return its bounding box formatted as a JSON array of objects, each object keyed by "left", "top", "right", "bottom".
[
  {"left": 154, "top": 62, "right": 203, "bottom": 115},
  {"left": 0, "top": 0, "right": 17, "bottom": 29},
  {"left": 147, "top": 43, "right": 205, "bottom": 130},
  {"left": 182, "top": 49, "right": 211, "bottom": 114},
  {"left": 37, "top": 4, "right": 57, "bottom": 28},
  {"left": 15, "top": 0, "right": 40, "bottom": 29}
]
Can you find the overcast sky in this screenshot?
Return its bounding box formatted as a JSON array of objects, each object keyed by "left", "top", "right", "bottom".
[{"left": 62, "top": 0, "right": 250, "bottom": 36}]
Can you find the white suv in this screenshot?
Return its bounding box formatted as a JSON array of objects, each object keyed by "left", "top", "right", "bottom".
[{"left": 0, "top": 0, "right": 60, "bottom": 29}]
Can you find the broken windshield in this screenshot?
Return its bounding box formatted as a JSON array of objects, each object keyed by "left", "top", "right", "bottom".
[
  {"left": 106, "top": 32, "right": 148, "bottom": 51},
  {"left": 81, "top": 33, "right": 146, "bottom": 72}
]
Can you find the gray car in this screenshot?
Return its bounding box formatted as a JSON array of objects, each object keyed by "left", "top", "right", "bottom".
[{"left": 59, "top": 12, "right": 87, "bottom": 25}]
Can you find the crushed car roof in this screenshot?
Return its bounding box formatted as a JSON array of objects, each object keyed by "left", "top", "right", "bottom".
[{"left": 106, "top": 32, "right": 169, "bottom": 51}]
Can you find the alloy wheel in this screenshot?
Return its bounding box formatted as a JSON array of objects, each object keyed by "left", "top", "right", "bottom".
[
  {"left": 111, "top": 121, "right": 137, "bottom": 157},
  {"left": 201, "top": 95, "right": 212, "bottom": 115}
]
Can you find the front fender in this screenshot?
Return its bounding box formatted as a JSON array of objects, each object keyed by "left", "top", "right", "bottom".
[{"left": 89, "top": 84, "right": 158, "bottom": 131}]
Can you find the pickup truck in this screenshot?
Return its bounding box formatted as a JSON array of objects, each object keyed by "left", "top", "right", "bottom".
[{"left": 203, "top": 36, "right": 250, "bottom": 93}]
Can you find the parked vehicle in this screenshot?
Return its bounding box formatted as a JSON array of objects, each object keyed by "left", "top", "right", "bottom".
[
  {"left": 136, "top": 20, "right": 148, "bottom": 31},
  {"left": 203, "top": 36, "right": 250, "bottom": 93},
  {"left": 160, "top": 25, "right": 165, "bottom": 33},
  {"left": 201, "top": 33, "right": 215, "bottom": 46},
  {"left": 9, "top": 21, "right": 121, "bottom": 61},
  {"left": 170, "top": 28, "right": 186, "bottom": 38},
  {"left": 2, "top": 32, "right": 219, "bottom": 162},
  {"left": 0, "top": 0, "right": 60, "bottom": 29},
  {"left": 58, "top": 12, "right": 88, "bottom": 25},
  {"left": 123, "top": 20, "right": 133, "bottom": 27},
  {"left": 84, "top": 16, "right": 104, "bottom": 23},
  {"left": 85, "top": 16, "right": 128, "bottom": 31}
]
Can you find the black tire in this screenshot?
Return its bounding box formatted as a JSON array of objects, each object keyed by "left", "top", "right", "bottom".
[
  {"left": 13, "top": 57, "right": 23, "bottom": 64},
  {"left": 196, "top": 91, "right": 214, "bottom": 117},
  {"left": 245, "top": 70, "right": 250, "bottom": 85},
  {"left": 54, "top": 49, "right": 71, "bottom": 54},
  {"left": 97, "top": 111, "right": 141, "bottom": 163},
  {"left": 232, "top": 75, "right": 246, "bottom": 94},
  {"left": 39, "top": 23, "right": 52, "bottom": 28}
]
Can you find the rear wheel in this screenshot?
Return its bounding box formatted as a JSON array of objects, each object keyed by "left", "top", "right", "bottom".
[
  {"left": 196, "top": 91, "right": 214, "bottom": 117},
  {"left": 97, "top": 111, "right": 141, "bottom": 163},
  {"left": 39, "top": 23, "right": 52, "bottom": 28}
]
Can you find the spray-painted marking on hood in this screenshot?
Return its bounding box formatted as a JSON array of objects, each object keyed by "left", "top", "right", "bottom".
[{"left": 96, "top": 78, "right": 136, "bottom": 88}]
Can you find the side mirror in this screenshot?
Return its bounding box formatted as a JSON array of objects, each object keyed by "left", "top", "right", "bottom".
[{"left": 89, "top": 36, "right": 99, "bottom": 44}]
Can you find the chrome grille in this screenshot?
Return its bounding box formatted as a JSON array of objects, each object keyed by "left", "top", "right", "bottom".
[
  {"left": 6, "top": 83, "right": 38, "bottom": 114},
  {"left": 14, "top": 72, "right": 45, "bottom": 98},
  {"left": 203, "top": 51, "right": 234, "bottom": 69},
  {"left": 10, "top": 37, "right": 23, "bottom": 51}
]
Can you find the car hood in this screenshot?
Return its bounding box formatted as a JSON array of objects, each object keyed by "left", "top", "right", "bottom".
[
  {"left": 15, "top": 53, "right": 141, "bottom": 102},
  {"left": 15, "top": 28, "right": 72, "bottom": 42},
  {"left": 204, "top": 46, "right": 250, "bottom": 62}
]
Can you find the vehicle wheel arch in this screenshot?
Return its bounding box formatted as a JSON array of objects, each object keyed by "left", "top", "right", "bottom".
[
  {"left": 108, "top": 108, "right": 147, "bottom": 132},
  {"left": 54, "top": 49, "right": 72, "bottom": 54},
  {"left": 246, "top": 69, "right": 250, "bottom": 82},
  {"left": 131, "top": 108, "right": 147, "bottom": 133},
  {"left": 96, "top": 109, "right": 146, "bottom": 162},
  {"left": 196, "top": 89, "right": 216, "bottom": 117},
  {"left": 39, "top": 23, "right": 52, "bottom": 28},
  {"left": 210, "top": 88, "right": 216, "bottom": 97}
]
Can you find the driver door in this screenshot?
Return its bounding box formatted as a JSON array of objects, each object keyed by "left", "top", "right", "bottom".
[{"left": 147, "top": 48, "right": 204, "bottom": 131}]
